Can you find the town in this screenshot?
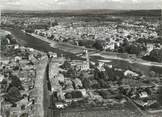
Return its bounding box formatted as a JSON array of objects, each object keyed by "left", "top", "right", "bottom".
[{"left": 0, "top": 9, "right": 162, "bottom": 117}]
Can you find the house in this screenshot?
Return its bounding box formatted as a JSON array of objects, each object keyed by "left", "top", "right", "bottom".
[
  {"left": 139, "top": 91, "right": 148, "bottom": 98},
  {"left": 56, "top": 73, "right": 64, "bottom": 83},
  {"left": 80, "top": 89, "right": 87, "bottom": 97},
  {"left": 55, "top": 102, "right": 65, "bottom": 109},
  {"left": 14, "top": 44, "right": 20, "bottom": 49},
  {"left": 97, "top": 62, "right": 105, "bottom": 71},
  {"left": 70, "top": 60, "right": 89, "bottom": 71},
  {"left": 14, "top": 56, "right": 22, "bottom": 62},
  {"left": 48, "top": 52, "right": 57, "bottom": 58},
  {"left": 64, "top": 79, "right": 74, "bottom": 91},
  {"left": 28, "top": 48, "right": 34, "bottom": 52},
  {"left": 79, "top": 61, "right": 89, "bottom": 71},
  {"left": 0, "top": 74, "right": 4, "bottom": 83},
  {"left": 104, "top": 42, "right": 115, "bottom": 50},
  {"left": 72, "top": 78, "right": 83, "bottom": 89},
  {"left": 145, "top": 43, "right": 154, "bottom": 56},
  {"left": 124, "top": 70, "right": 139, "bottom": 77}
]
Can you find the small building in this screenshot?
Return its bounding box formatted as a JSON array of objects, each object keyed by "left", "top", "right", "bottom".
[
  {"left": 55, "top": 102, "right": 65, "bottom": 109},
  {"left": 80, "top": 89, "right": 87, "bottom": 97},
  {"left": 48, "top": 52, "right": 57, "bottom": 58},
  {"left": 72, "top": 78, "right": 83, "bottom": 89},
  {"left": 145, "top": 43, "right": 154, "bottom": 56},
  {"left": 139, "top": 91, "right": 148, "bottom": 98},
  {"left": 14, "top": 56, "right": 22, "bottom": 62},
  {"left": 70, "top": 60, "right": 89, "bottom": 71},
  {"left": 14, "top": 44, "right": 20, "bottom": 49},
  {"left": 124, "top": 70, "right": 139, "bottom": 77}
]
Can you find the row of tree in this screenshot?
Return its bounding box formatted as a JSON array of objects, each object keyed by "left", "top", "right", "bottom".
[{"left": 144, "top": 48, "right": 162, "bottom": 62}]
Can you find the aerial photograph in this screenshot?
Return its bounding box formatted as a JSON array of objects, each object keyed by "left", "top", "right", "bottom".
[{"left": 0, "top": 0, "right": 162, "bottom": 117}]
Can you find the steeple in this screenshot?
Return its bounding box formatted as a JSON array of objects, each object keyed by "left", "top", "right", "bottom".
[
  {"left": 85, "top": 49, "right": 90, "bottom": 69},
  {"left": 85, "top": 49, "right": 89, "bottom": 63}
]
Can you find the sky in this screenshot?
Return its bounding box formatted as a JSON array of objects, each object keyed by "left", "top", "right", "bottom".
[{"left": 0, "top": 0, "right": 162, "bottom": 10}]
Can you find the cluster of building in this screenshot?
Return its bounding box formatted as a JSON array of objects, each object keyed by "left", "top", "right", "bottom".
[
  {"left": 2, "top": 14, "right": 161, "bottom": 56},
  {"left": 47, "top": 49, "right": 161, "bottom": 112},
  {"left": 33, "top": 16, "right": 160, "bottom": 52},
  {"left": 0, "top": 41, "right": 46, "bottom": 117}
]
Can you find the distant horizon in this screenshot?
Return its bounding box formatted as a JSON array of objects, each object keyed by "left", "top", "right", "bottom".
[
  {"left": 1, "top": 8, "right": 161, "bottom": 12},
  {"left": 1, "top": 0, "right": 161, "bottom": 11}
]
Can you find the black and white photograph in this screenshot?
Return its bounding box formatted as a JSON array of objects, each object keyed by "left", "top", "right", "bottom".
[{"left": 0, "top": 0, "right": 162, "bottom": 117}]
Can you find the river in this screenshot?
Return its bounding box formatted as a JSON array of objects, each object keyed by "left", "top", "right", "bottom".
[
  {"left": 1, "top": 27, "right": 81, "bottom": 60},
  {"left": 2, "top": 27, "right": 162, "bottom": 75}
]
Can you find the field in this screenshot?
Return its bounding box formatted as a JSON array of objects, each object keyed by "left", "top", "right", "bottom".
[{"left": 48, "top": 102, "right": 142, "bottom": 117}]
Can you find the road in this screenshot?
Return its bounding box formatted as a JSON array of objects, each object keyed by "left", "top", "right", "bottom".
[{"left": 33, "top": 56, "right": 49, "bottom": 117}]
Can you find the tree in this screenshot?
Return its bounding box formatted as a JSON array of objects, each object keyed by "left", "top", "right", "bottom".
[
  {"left": 70, "top": 101, "right": 80, "bottom": 107},
  {"left": 157, "top": 87, "right": 162, "bottom": 106},
  {"left": 104, "top": 67, "right": 115, "bottom": 81},
  {"left": 60, "top": 61, "right": 71, "bottom": 70},
  {"left": 6, "top": 34, "right": 17, "bottom": 44},
  {"left": 4, "top": 86, "right": 22, "bottom": 105},
  {"left": 123, "top": 38, "right": 129, "bottom": 47},
  {"left": 7, "top": 75, "right": 24, "bottom": 91},
  {"left": 79, "top": 71, "right": 89, "bottom": 80},
  {"left": 128, "top": 44, "right": 141, "bottom": 55},
  {"left": 25, "top": 28, "right": 34, "bottom": 33},
  {"left": 71, "top": 91, "right": 82, "bottom": 98},
  {"left": 52, "top": 20, "right": 58, "bottom": 27},
  {"left": 149, "top": 71, "right": 156, "bottom": 77},
  {"left": 48, "top": 35, "right": 54, "bottom": 40},
  {"left": 82, "top": 78, "right": 91, "bottom": 89},
  {"left": 66, "top": 68, "right": 77, "bottom": 78},
  {"left": 98, "top": 79, "right": 108, "bottom": 88},
  {"left": 149, "top": 49, "right": 162, "bottom": 62},
  {"left": 93, "top": 40, "right": 105, "bottom": 51},
  {"left": 94, "top": 68, "right": 101, "bottom": 80},
  {"left": 1, "top": 36, "right": 9, "bottom": 50},
  {"left": 98, "top": 90, "right": 111, "bottom": 99},
  {"left": 78, "top": 40, "right": 95, "bottom": 48},
  {"left": 65, "top": 93, "right": 72, "bottom": 99}
]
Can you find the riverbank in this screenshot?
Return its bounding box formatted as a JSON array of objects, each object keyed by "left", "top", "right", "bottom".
[
  {"left": 27, "top": 32, "right": 162, "bottom": 67},
  {"left": 91, "top": 53, "right": 162, "bottom": 67},
  {"left": 28, "top": 33, "right": 57, "bottom": 47}
]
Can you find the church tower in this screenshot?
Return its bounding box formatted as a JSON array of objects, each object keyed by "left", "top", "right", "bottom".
[{"left": 83, "top": 49, "right": 90, "bottom": 70}]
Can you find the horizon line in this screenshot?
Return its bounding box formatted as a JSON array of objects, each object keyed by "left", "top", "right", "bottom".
[{"left": 1, "top": 8, "right": 162, "bottom": 12}]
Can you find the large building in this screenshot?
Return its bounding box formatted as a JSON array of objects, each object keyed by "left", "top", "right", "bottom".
[{"left": 70, "top": 49, "right": 90, "bottom": 71}]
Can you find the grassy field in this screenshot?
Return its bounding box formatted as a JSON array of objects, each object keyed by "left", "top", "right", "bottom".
[{"left": 49, "top": 102, "right": 142, "bottom": 117}]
